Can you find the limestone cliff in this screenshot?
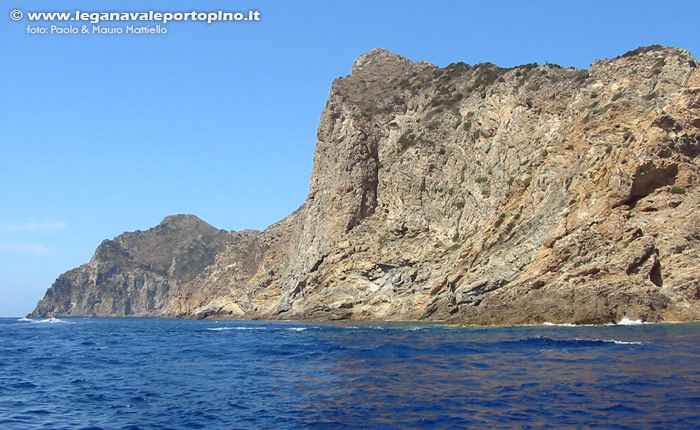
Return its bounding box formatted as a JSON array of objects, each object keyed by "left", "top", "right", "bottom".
[
  {"left": 30, "top": 215, "right": 236, "bottom": 317},
  {"left": 32, "top": 46, "right": 700, "bottom": 324}
]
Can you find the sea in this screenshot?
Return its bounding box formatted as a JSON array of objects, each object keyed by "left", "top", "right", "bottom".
[{"left": 1, "top": 318, "right": 699, "bottom": 429}]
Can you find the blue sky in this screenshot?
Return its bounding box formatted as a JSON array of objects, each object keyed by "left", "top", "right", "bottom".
[{"left": 1, "top": 0, "right": 699, "bottom": 317}]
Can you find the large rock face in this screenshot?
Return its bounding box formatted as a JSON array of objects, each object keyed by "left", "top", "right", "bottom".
[
  {"left": 30, "top": 215, "right": 235, "bottom": 317},
  {"left": 32, "top": 46, "right": 700, "bottom": 324}
]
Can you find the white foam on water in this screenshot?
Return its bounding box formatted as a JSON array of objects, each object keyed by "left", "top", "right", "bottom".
[
  {"left": 17, "top": 317, "right": 32, "bottom": 322},
  {"left": 570, "top": 337, "right": 646, "bottom": 345},
  {"left": 598, "top": 339, "right": 646, "bottom": 345},
  {"left": 206, "top": 327, "right": 266, "bottom": 331},
  {"left": 287, "top": 327, "right": 307, "bottom": 331},
  {"left": 616, "top": 317, "right": 647, "bottom": 326},
  {"left": 605, "top": 317, "right": 652, "bottom": 326},
  {"left": 610, "top": 340, "right": 645, "bottom": 345},
  {"left": 31, "top": 318, "right": 72, "bottom": 324},
  {"left": 542, "top": 322, "right": 578, "bottom": 327}
]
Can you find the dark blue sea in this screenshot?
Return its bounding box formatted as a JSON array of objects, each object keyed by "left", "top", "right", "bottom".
[{"left": 1, "top": 318, "right": 699, "bottom": 429}]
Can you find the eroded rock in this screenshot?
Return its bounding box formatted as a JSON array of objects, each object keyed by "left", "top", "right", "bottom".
[{"left": 32, "top": 46, "right": 700, "bottom": 324}]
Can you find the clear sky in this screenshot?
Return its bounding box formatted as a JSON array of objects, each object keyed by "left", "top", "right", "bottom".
[{"left": 1, "top": 0, "right": 699, "bottom": 317}]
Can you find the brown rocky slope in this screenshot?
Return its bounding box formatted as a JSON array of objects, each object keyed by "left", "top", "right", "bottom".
[
  {"left": 32, "top": 46, "right": 700, "bottom": 324},
  {"left": 30, "top": 215, "right": 236, "bottom": 317}
]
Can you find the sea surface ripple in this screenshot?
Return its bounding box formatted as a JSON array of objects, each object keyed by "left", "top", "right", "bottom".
[{"left": 1, "top": 318, "right": 699, "bottom": 429}]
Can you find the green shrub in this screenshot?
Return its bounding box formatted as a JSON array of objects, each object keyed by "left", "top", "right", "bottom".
[
  {"left": 507, "top": 177, "right": 515, "bottom": 186},
  {"left": 427, "top": 121, "right": 440, "bottom": 130},
  {"left": 475, "top": 176, "right": 488, "bottom": 183},
  {"left": 612, "top": 92, "right": 624, "bottom": 101},
  {"left": 453, "top": 201, "right": 465, "bottom": 209},
  {"left": 361, "top": 107, "right": 377, "bottom": 119},
  {"left": 452, "top": 232, "right": 460, "bottom": 242},
  {"left": 513, "top": 63, "right": 538, "bottom": 87},
  {"left": 574, "top": 70, "right": 589, "bottom": 84},
  {"left": 619, "top": 45, "right": 664, "bottom": 58},
  {"left": 398, "top": 131, "right": 418, "bottom": 151},
  {"left": 460, "top": 164, "right": 468, "bottom": 182},
  {"left": 430, "top": 92, "right": 463, "bottom": 109},
  {"left": 594, "top": 103, "right": 612, "bottom": 115},
  {"left": 470, "top": 64, "right": 508, "bottom": 90},
  {"left": 670, "top": 186, "right": 686, "bottom": 195}
]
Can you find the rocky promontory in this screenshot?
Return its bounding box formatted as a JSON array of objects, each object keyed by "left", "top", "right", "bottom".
[
  {"left": 32, "top": 46, "right": 700, "bottom": 324},
  {"left": 30, "top": 215, "right": 236, "bottom": 317}
]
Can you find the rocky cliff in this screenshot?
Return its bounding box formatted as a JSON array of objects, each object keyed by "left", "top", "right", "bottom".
[
  {"left": 30, "top": 215, "right": 235, "bottom": 317},
  {"left": 32, "top": 46, "right": 700, "bottom": 324}
]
